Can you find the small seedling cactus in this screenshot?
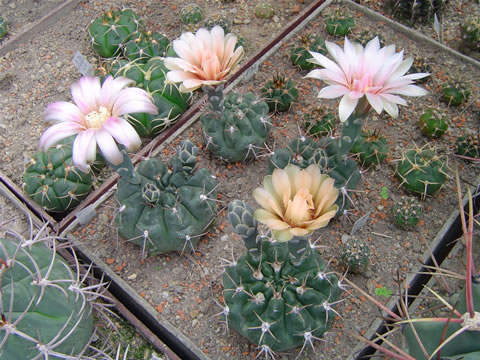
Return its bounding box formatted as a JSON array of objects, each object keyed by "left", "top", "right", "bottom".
[
  {"left": 304, "top": 108, "right": 336, "bottom": 137},
  {"left": 201, "top": 85, "right": 272, "bottom": 162},
  {"left": 290, "top": 33, "right": 327, "bottom": 71},
  {"left": 124, "top": 31, "right": 169, "bottom": 63},
  {"left": 460, "top": 16, "right": 480, "bottom": 54},
  {"left": 0, "top": 15, "right": 7, "bottom": 39},
  {"left": 456, "top": 133, "right": 480, "bottom": 159},
  {"left": 88, "top": 8, "right": 143, "bottom": 58},
  {"left": 180, "top": 4, "right": 203, "bottom": 25},
  {"left": 326, "top": 10, "right": 355, "bottom": 37},
  {"left": 115, "top": 140, "right": 218, "bottom": 255},
  {"left": 441, "top": 81, "right": 471, "bottom": 106},
  {"left": 350, "top": 129, "right": 388, "bottom": 167},
  {"left": 396, "top": 144, "right": 448, "bottom": 197},
  {"left": 385, "top": 0, "right": 448, "bottom": 24},
  {"left": 390, "top": 195, "right": 423, "bottom": 229},
  {"left": 341, "top": 235, "right": 370, "bottom": 273},
  {"left": 261, "top": 75, "right": 299, "bottom": 112},
  {"left": 418, "top": 108, "right": 448, "bottom": 138},
  {"left": 23, "top": 135, "right": 93, "bottom": 213},
  {"left": 254, "top": 2, "right": 275, "bottom": 19},
  {"left": 203, "top": 13, "right": 232, "bottom": 33}
]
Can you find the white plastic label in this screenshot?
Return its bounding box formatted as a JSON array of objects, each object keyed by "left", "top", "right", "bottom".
[{"left": 72, "top": 51, "right": 94, "bottom": 77}]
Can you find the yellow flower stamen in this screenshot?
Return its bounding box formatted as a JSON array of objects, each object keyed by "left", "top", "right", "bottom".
[{"left": 85, "top": 106, "right": 110, "bottom": 129}]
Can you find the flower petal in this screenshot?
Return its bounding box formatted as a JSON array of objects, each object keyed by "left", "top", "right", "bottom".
[
  {"left": 72, "top": 129, "right": 97, "bottom": 173},
  {"left": 38, "top": 122, "right": 83, "bottom": 150},
  {"left": 253, "top": 209, "right": 289, "bottom": 230},
  {"left": 338, "top": 95, "right": 358, "bottom": 122},
  {"left": 95, "top": 129, "right": 123, "bottom": 165},
  {"left": 43, "top": 101, "right": 85, "bottom": 125},
  {"left": 71, "top": 76, "right": 102, "bottom": 114},
  {"left": 102, "top": 117, "right": 141, "bottom": 151}
]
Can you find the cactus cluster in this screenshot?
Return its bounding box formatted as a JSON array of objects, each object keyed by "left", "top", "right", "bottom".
[
  {"left": 350, "top": 129, "right": 388, "bottom": 167},
  {"left": 341, "top": 235, "right": 370, "bottom": 273},
  {"left": 261, "top": 75, "right": 299, "bottom": 112},
  {"left": 254, "top": 2, "right": 275, "bottom": 19},
  {"left": 460, "top": 16, "right": 480, "bottom": 54},
  {"left": 385, "top": 0, "right": 448, "bottom": 24},
  {"left": 115, "top": 141, "right": 218, "bottom": 255},
  {"left": 390, "top": 195, "right": 423, "bottom": 229},
  {"left": 304, "top": 108, "right": 336, "bottom": 137},
  {"left": 290, "top": 34, "right": 327, "bottom": 71},
  {"left": 326, "top": 10, "right": 355, "bottom": 36},
  {"left": 456, "top": 133, "right": 480, "bottom": 159},
  {"left": 0, "top": 15, "right": 7, "bottom": 39},
  {"left": 23, "top": 135, "right": 93, "bottom": 213},
  {"left": 222, "top": 200, "right": 342, "bottom": 354},
  {"left": 180, "top": 4, "right": 203, "bottom": 25},
  {"left": 441, "top": 81, "right": 470, "bottom": 106},
  {"left": 124, "top": 31, "right": 169, "bottom": 63},
  {"left": 418, "top": 108, "right": 448, "bottom": 138},
  {"left": 201, "top": 86, "right": 272, "bottom": 162}
]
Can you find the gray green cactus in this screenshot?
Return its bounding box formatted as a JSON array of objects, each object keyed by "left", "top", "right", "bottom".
[
  {"left": 350, "top": 129, "right": 388, "bottom": 167},
  {"left": 390, "top": 195, "right": 423, "bottom": 229},
  {"left": 261, "top": 75, "right": 299, "bottom": 113},
  {"left": 115, "top": 140, "right": 218, "bottom": 255},
  {"left": 456, "top": 133, "right": 480, "bottom": 159},
  {"left": 124, "top": 31, "right": 169, "bottom": 63},
  {"left": 304, "top": 109, "right": 336, "bottom": 137},
  {"left": 203, "top": 13, "right": 232, "bottom": 33},
  {"left": 23, "top": 135, "right": 93, "bottom": 213},
  {"left": 88, "top": 8, "right": 143, "bottom": 58},
  {"left": 0, "top": 15, "right": 7, "bottom": 39},
  {"left": 418, "top": 108, "right": 448, "bottom": 138},
  {"left": 222, "top": 200, "right": 342, "bottom": 353},
  {"left": 326, "top": 10, "right": 355, "bottom": 37},
  {"left": 385, "top": 0, "right": 447, "bottom": 24},
  {"left": 441, "top": 81, "right": 470, "bottom": 106},
  {"left": 460, "top": 16, "right": 480, "bottom": 54},
  {"left": 341, "top": 236, "right": 370, "bottom": 273},
  {"left": 290, "top": 34, "right": 327, "bottom": 71},
  {"left": 201, "top": 86, "right": 272, "bottom": 162},
  {"left": 254, "top": 2, "right": 275, "bottom": 19},
  {"left": 180, "top": 4, "right": 203, "bottom": 25}
]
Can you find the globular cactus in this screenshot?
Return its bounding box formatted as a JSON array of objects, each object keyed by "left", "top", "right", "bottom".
[
  {"left": 341, "top": 235, "right": 370, "bottom": 273},
  {"left": 304, "top": 108, "right": 336, "bottom": 137},
  {"left": 460, "top": 16, "right": 480, "bottom": 54},
  {"left": 88, "top": 8, "right": 143, "bottom": 58},
  {"left": 396, "top": 144, "right": 448, "bottom": 197},
  {"left": 115, "top": 140, "right": 218, "bottom": 255},
  {"left": 326, "top": 10, "right": 355, "bottom": 37},
  {"left": 390, "top": 195, "right": 423, "bottom": 229},
  {"left": 408, "top": 56, "right": 432, "bottom": 84},
  {"left": 254, "top": 2, "right": 275, "bottom": 19},
  {"left": 109, "top": 57, "right": 192, "bottom": 137},
  {"left": 124, "top": 31, "right": 169, "bottom": 63},
  {"left": 261, "top": 75, "right": 299, "bottom": 112},
  {"left": 456, "top": 133, "right": 480, "bottom": 159},
  {"left": 201, "top": 86, "right": 272, "bottom": 163},
  {"left": 290, "top": 34, "right": 327, "bottom": 71},
  {"left": 350, "top": 129, "right": 388, "bottom": 167},
  {"left": 222, "top": 200, "right": 342, "bottom": 354},
  {"left": 180, "top": 4, "right": 203, "bottom": 25},
  {"left": 23, "top": 135, "right": 93, "bottom": 213},
  {"left": 203, "top": 13, "right": 232, "bottom": 33},
  {"left": 441, "top": 81, "right": 470, "bottom": 106},
  {"left": 385, "top": 0, "right": 448, "bottom": 24},
  {"left": 418, "top": 108, "right": 448, "bottom": 138},
  {"left": 0, "top": 15, "right": 7, "bottom": 39}
]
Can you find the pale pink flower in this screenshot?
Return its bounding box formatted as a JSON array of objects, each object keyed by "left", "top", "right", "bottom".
[
  {"left": 164, "top": 26, "right": 244, "bottom": 92},
  {"left": 253, "top": 164, "right": 338, "bottom": 242},
  {"left": 38, "top": 76, "right": 157, "bottom": 173},
  {"left": 305, "top": 36, "right": 429, "bottom": 122}
]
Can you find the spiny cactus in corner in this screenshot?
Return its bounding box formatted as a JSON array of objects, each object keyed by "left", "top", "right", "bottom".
[
  {"left": 418, "top": 108, "right": 448, "bottom": 138},
  {"left": 23, "top": 135, "right": 93, "bottom": 213},
  {"left": 325, "top": 9, "right": 355, "bottom": 36},
  {"left": 180, "top": 4, "right": 203, "bottom": 25},
  {"left": 341, "top": 235, "right": 370, "bottom": 273},
  {"left": 390, "top": 195, "right": 423, "bottom": 229},
  {"left": 441, "top": 81, "right": 470, "bottom": 106},
  {"left": 304, "top": 108, "right": 337, "bottom": 137},
  {"left": 456, "top": 132, "right": 480, "bottom": 159},
  {"left": 115, "top": 140, "right": 218, "bottom": 255},
  {"left": 124, "top": 31, "right": 169, "bottom": 63},
  {"left": 290, "top": 33, "right": 327, "bottom": 71},
  {"left": 201, "top": 85, "right": 272, "bottom": 162},
  {"left": 350, "top": 129, "right": 388, "bottom": 167},
  {"left": 0, "top": 15, "right": 7, "bottom": 39},
  {"left": 460, "top": 16, "right": 480, "bottom": 55},
  {"left": 261, "top": 75, "right": 299, "bottom": 112},
  {"left": 385, "top": 0, "right": 448, "bottom": 24}
]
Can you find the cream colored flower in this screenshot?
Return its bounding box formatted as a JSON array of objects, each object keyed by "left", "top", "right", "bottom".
[{"left": 253, "top": 164, "right": 338, "bottom": 242}]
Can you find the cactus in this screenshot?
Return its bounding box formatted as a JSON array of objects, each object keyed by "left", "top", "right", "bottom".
[
  {"left": 418, "top": 108, "right": 448, "bottom": 138},
  {"left": 201, "top": 86, "right": 272, "bottom": 162},
  {"left": 88, "top": 8, "right": 143, "bottom": 58},
  {"left": 115, "top": 140, "right": 218, "bottom": 255},
  {"left": 407, "top": 56, "right": 432, "bottom": 84},
  {"left": 456, "top": 133, "right": 480, "bottom": 159},
  {"left": 222, "top": 200, "right": 342, "bottom": 354},
  {"left": 290, "top": 34, "right": 327, "bottom": 71},
  {"left": 109, "top": 57, "right": 192, "bottom": 137},
  {"left": 385, "top": 0, "right": 448, "bottom": 24},
  {"left": 203, "top": 13, "right": 232, "bottom": 33},
  {"left": 23, "top": 135, "right": 93, "bottom": 213},
  {"left": 254, "top": 2, "right": 275, "bottom": 19},
  {"left": 180, "top": 4, "right": 203, "bottom": 25},
  {"left": 304, "top": 109, "right": 336, "bottom": 137},
  {"left": 326, "top": 10, "right": 355, "bottom": 37},
  {"left": 396, "top": 144, "right": 448, "bottom": 197},
  {"left": 441, "top": 81, "right": 470, "bottom": 106},
  {"left": 354, "top": 31, "right": 384, "bottom": 47},
  {"left": 0, "top": 15, "right": 7, "bottom": 39},
  {"left": 124, "top": 31, "right": 169, "bottom": 63},
  {"left": 350, "top": 129, "right": 388, "bottom": 167},
  {"left": 341, "top": 235, "right": 370, "bottom": 273},
  {"left": 390, "top": 195, "right": 423, "bottom": 229},
  {"left": 460, "top": 16, "right": 480, "bottom": 54},
  {"left": 0, "top": 230, "right": 98, "bottom": 359},
  {"left": 261, "top": 75, "right": 299, "bottom": 112}
]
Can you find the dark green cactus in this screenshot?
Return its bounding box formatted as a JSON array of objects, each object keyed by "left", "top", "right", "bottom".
[
  {"left": 460, "top": 16, "right": 480, "bottom": 54},
  {"left": 23, "top": 135, "right": 93, "bottom": 213},
  {"left": 109, "top": 57, "right": 192, "bottom": 137},
  {"left": 326, "top": 10, "right": 355, "bottom": 37},
  {"left": 418, "top": 108, "right": 448, "bottom": 137},
  {"left": 261, "top": 75, "right": 299, "bottom": 113},
  {"left": 290, "top": 34, "right": 327, "bottom": 71},
  {"left": 441, "top": 81, "right": 470, "bottom": 106},
  {"left": 456, "top": 133, "right": 480, "bottom": 159},
  {"left": 396, "top": 144, "right": 448, "bottom": 197},
  {"left": 341, "top": 236, "right": 370, "bottom": 273},
  {"left": 0, "top": 15, "right": 7, "bottom": 39},
  {"left": 385, "top": 0, "right": 448, "bottom": 24},
  {"left": 88, "top": 8, "right": 143, "bottom": 58},
  {"left": 124, "top": 31, "right": 169, "bottom": 63},
  {"left": 304, "top": 109, "right": 336, "bottom": 137},
  {"left": 222, "top": 200, "right": 342, "bottom": 353},
  {"left": 390, "top": 195, "right": 423, "bottom": 229},
  {"left": 115, "top": 141, "right": 218, "bottom": 255},
  {"left": 203, "top": 14, "right": 232, "bottom": 33},
  {"left": 180, "top": 4, "right": 203, "bottom": 25},
  {"left": 350, "top": 129, "right": 388, "bottom": 167},
  {"left": 254, "top": 2, "right": 275, "bottom": 19},
  {"left": 201, "top": 86, "right": 272, "bottom": 162}
]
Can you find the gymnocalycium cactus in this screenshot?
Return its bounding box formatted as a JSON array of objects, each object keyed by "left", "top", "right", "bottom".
[
  {"left": 456, "top": 133, "right": 480, "bottom": 159},
  {"left": 341, "top": 235, "right": 370, "bottom": 273},
  {"left": 326, "top": 10, "right": 355, "bottom": 36},
  {"left": 180, "top": 4, "right": 203, "bottom": 25},
  {"left": 0, "top": 16, "right": 7, "bottom": 39},
  {"left": 254, "top": 2, "right": 275, "bottom": 19},
  {"left": 23, "top": 135, "right": 93, "bottom": 213},
  {"left": 460, "top": 16, "right": 480, "bottom": 54},
  {"left": 290, "top": 34, "right": 327, "bottom": 71},
  {"left": 441, "top": 81, "right": 471, "bottom": 106},
  {"left": 261, "top": 75, "right": 299, "bottom": 112},
  {"left": 88, "top": 8, "right": 143, "bottom": 58},
  {"left": 304, "top": 108, "right": 336, "bottom": 137},
  {"left": 390, "top": 195, "right": 423, "bottom": 229},
  {"left": 350, "top": 129, "right": 388, "bottom": 167},
  {"left": 115, "top": 141, "right": 218, "bottom": 255},
  {"left": 201, "top": 85, "right": 272, "bottom": 162},
  {"left": 385, "top": 0, "right": 448, "bottom": 24},
  {"left": 124, "top": 31, "right": 169, "bottom": 63},
  {"left": 418, "top": 108, "right": 448, "bottom": 137}
]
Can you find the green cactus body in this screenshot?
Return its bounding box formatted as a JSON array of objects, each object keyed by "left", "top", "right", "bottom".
[
  {"left": 290, "top": 34, "right": 327, "bottom": 71},
  {"left": 0, "top": 236, "right": 94, "bottom": 359},
  {"left": 386, "top": 0, "right": 447, "bottom": 24},
  {"left": 0, "top": 16, "right": 7, "bottom": 39},
  {"left": 201, "top": 88, "right": 272, "bottom": 162},
  {"left": 304, "top": 109, "right": 336, "bottom": 137},
  {"left": 88, "top": 9, "right": 143, "bottom": 58},
  {"left": 341, "top": 236, "right": 370, "bottom": 273},
  {"left": 203, "top": 14, "right": 232, "bottom": 33},
  {"left": 254, "top": 2, "right": 275, "bottom": 19},
  {"left": 418, "top": 108, "right": 448, "bottom": 138},
  {"left": 390, "top": 196, "right": 423, "bottom": 229},
  {"left": 261, "top": 76, "right": 299, "bottom": 113},
  {"left": 223, "top": 201, "right": 341, "bottom": 352},
  {"left": 23, "top": 136, "right": 93, "bottom": 213},
  {"left": 326, "top": 11, "right": 355, "bottom": 36},
  {"left": 460, "top": 16, "right": 480, "bottom": 54},
  {"left": 110, "top": 58, "right": 192, "bottom": 137},
  {"left": 115, "top": 141, "right": 217, "bottom": 254},
  {"left": 441, "top": 82, "right": 470, "bottom": 106},
  {"left": 396, "top": 145, "right": 448, "bottom": 197},
  {"left": 351, "top": 130, "right": 388, "bottom": 167},
  {"left": 124, "top": 31, "right": 169, "bottom": 63},
  {"left": 456, "top": 134, "right": 480, "bottom": 159},
  {"left": 180, "top": 4, "right": 203, "bottom": 25}
]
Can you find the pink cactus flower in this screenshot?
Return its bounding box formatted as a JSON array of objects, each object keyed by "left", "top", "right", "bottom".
[
  {"left": 164, "top": 26, "right": 244, "bottom": 92},
  {"left": 38, "top": 76, "right": 157, "bottom": 173},
  {"left": 305, "top": 36, "right": 429, "bottom": 122}
]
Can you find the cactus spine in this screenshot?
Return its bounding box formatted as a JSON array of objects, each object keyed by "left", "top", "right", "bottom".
[
  {"left": 261, "top": 75, "right": 299, "bottom": 113},
  {"left": 341, "top": 235, "right": 370, "bottom": 273},
  {"left": 304, "top": 109, "right": 337, "bottom": 137},
  {"left": 326, "top": 10, "right": 355, "bottom": 36},
  {"left": 124, "top": 31, "right": 169, "bottom": 63},
  {"left": 290, "top": 34, "right": 327, "bottom": 71},
  {"left": 350, "top": 129, "right": 388, "bottom": 167},
  {"left": 418, "top": 108, "right": 448, "bottom": 138},
  {"left": 390, "top": 195, "right": 423, "bottom": 229}
]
